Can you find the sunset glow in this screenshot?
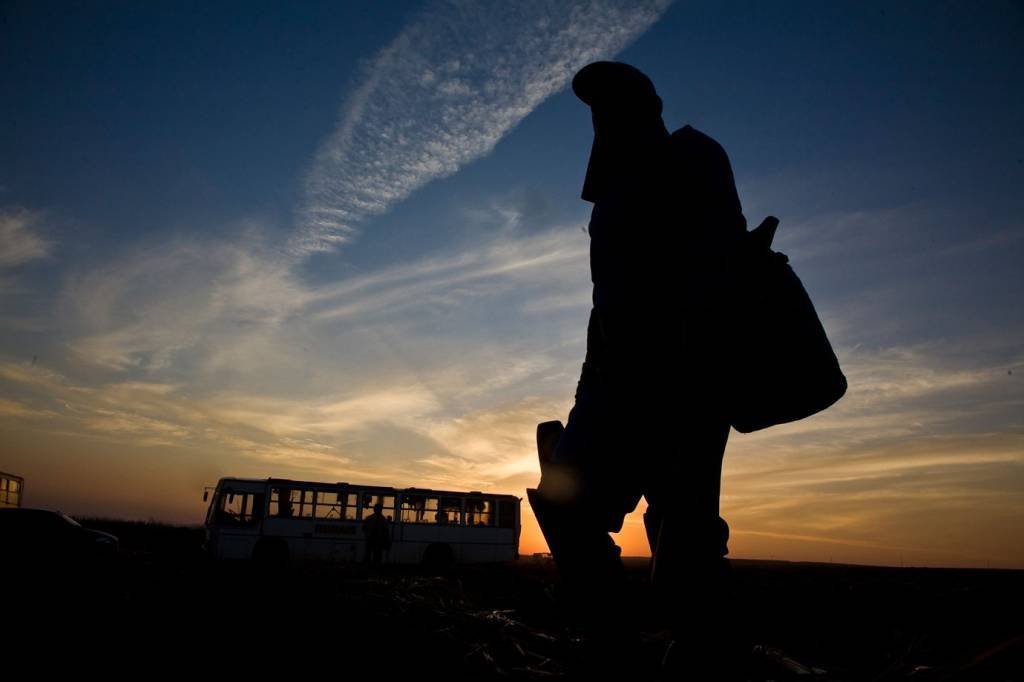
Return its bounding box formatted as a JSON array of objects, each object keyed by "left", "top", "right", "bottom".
[{"left": 2, "top": 2, "right": 1021, "bottom": 569}]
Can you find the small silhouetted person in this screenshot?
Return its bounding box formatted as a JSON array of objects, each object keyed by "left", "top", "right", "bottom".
[
  {"left": 407, "top": 494, "right": 427, "bottom": 522},
  {"left": 532, "top": 61, "right": 748, "bottom": 675},
  {"left": 276, "top": 488, "right": 294, "bottom": 518},
  {"left": 362, "top": 502, "right": 391, "bottom": 565}
]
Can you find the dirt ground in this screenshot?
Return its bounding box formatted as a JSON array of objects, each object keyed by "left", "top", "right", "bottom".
[{"left": 8, "top": 519, "right": 1023, "bottom": 680}]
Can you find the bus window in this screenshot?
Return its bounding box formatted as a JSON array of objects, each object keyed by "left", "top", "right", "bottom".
[
  {"left": 0, "top": 476, "right": 20, "bottom": 508},
  {"left": 315, "top": 490, "right": 358, "bottom": 520},
  {"left": 466, "top": 498, "right": 495, "bottom": 527},
  {"left": 359, "top": 494, "right": 395, "bottom": 521},
  {"left": 269, "top": 487, "right": 293, "bottom": 518},
  {"left": 342, "top": 492, "right": 358, "bottom": 520},
  {"left": 270, "top": 487, "right": 314, "bottom": 518},
  {"left": 215, "top": 491, "right": 264, "bottom": 527},
  {"left": 315, "top": 490, "right": 342, "bottom": 519},
  {"left": 297, "top": 489, "right": 314, "bottom": 518},
  {"left": 439, "top": 497, "right": 462, "bottom": 525},
  {"left": 401, "top": 495, "right": 440, "bottom": 524}
]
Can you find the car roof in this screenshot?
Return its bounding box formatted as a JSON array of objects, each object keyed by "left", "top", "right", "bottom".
[
  {"left": 0, "top": 507, "right": 60, "bottom": 516},
  {"left": 0, "top": 508, "right": 75, "bottom": 522}
]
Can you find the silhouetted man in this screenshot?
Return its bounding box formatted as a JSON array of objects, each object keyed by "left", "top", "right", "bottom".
[
  {"left": 531, "top": 61, "right": 748, "bottom": 675},
  {"left": 362, "top": 502, "right": 391, "bottom": 565}
]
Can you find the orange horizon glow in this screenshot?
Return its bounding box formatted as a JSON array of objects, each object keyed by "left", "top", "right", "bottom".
[
  {"left": 2, "top": 323, "right": 1022, "bottom": 572},
  {"left": 6, "top": 428, "right": 1015, "bottom": 569}
]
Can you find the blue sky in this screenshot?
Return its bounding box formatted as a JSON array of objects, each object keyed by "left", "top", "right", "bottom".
[{"left": 1, "top": 1, "right": 1022, "bottom": 567}]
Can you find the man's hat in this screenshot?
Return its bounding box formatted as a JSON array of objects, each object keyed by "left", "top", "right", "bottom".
[
  {"left": 572, "top": 62, "right": 666, "bottom": 202},
  {"left": 571, "top": 61, "right": 662, "bottom": 116}
]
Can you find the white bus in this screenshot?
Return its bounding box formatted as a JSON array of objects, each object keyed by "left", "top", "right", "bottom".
[{"left": 203, "top": 477, "right": 521, "bottom": 567}]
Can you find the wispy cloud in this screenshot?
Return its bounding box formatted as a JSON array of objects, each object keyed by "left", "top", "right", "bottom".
[
  {"left": 65, "top": 237, "right": 309, "bottom": 371},
  {"left": 293, "top": 0, "right": 672, "bottom": 256},
  {"left": 0, "top": 207, "right": 52, "bottom": 267},
  {"left": 417, "top": 396, "right": 564, "bottom": 488},
  {"left": 308, "top": 224, "right": 588, "bottom": 321},
  {"left": 64, "top": 217, "right": 589, "bottom": 378},
  {"left": 0, "top": 357, "right": 550, "bottom": 489},
  {"left": 0, "top": 397, "right": 58, "bottom": 420}
]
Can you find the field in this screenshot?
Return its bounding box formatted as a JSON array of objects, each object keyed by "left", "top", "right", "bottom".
[{"left": 9, "top": 518, "right": 1022, "bottom": 680}]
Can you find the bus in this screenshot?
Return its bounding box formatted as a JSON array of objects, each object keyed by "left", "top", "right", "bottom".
[{"left": 203, "top": 477, "right": 521, "bottom": 567}]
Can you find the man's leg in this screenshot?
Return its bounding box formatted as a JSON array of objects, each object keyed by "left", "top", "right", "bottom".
[
  {"left": 531, "top": 401, "right": 649, "bottom": 675},
  {"left": 533, "top": 479, "right": 626, "bottom": 596},
  {"left": 533, "top": 390, "right": 641, "bottom": 623},
  {"left": 643, "top": 414, "right": 747, "bottom": 676},
  {"left": 645, "top": 416, "right": 729, "bottom": 582}
]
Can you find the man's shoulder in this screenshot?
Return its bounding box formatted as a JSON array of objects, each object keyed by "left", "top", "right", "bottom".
[
  {"left": 670, "top": 125, "right": 736, "bottom": 176},
  {"left": 671, "top": 124, "right": 727, "bottom": 156}
]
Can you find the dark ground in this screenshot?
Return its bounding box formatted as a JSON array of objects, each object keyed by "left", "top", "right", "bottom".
[{"left": 9, "top": 519, "right": 1023, "bottom": 680}]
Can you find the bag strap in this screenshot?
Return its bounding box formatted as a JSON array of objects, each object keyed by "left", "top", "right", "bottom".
[{"left": 748, "top": 215, "right": 780, "bottom": 252}]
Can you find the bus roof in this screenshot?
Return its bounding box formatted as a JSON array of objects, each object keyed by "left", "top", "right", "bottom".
[{"left": 216, "top": 476, "right": 520, "bottom": 501}]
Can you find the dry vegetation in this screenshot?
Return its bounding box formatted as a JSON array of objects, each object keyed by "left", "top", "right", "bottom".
[{"left": 8, "top": 518, "right": 1022, "bottom": 680}]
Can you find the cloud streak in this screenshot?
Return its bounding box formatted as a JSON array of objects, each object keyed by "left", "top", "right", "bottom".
[
  {"left": 61, "top": 214, "right": 589, "bottom": 378},
  {"left": 308, "top": 224, "right": 588, "bottom": 321},
  {"left": 293, "top": 0, "right": 672, "bottom": 256}
]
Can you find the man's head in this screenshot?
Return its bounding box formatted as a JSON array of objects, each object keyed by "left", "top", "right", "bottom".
[
  {"left": 572, "top": 62, "right": 668, "bottom": 202},
  {"left": 373, "top": 502, "right": 383, "bottom": 513},
  {"left": 571, "top": 61, "right": 662, "bottom": 120}
]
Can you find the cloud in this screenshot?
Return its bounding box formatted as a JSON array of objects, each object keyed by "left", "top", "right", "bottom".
[
  {"left": 204, "top": 385, "right": 442, "bottom": 439},
  {"left": 63, "top": 216, "right": 589, "bottom": 380},
  {"left": 713, "top": 338, "right": 1024, "bottom": 565},
  {"left": 84, "top": 408, "right": 193, "bottom": 446},
  {"left": 0, "top": 397, "right": 58, "bottom": 420},
  {"left": 308, "top": 223, "right": 588, "bottom": 321},
  {"left": 0, "top": 354, "right": 554, "bottom": 492},
  {"left": 416, "top": 396, "right": 564, "bottom": 488},
  {"left": 65, "top": 237, "right": 309, "bottom": 371},
  {"left": 10, "top": 209, "right": 592, "bottom": 475},
  {"left": 0, "top": 208, "right": 52, "bottom": 267},
  {"left": 292, "top": 0, "right": 672, "bottom": 256}
]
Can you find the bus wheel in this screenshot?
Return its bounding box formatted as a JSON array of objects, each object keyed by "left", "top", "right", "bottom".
[
  {"left": 252, "top": 538, "right": 288, "bottom": 570},
  {"left": 422, "top": 543, "right": 455, "bottom": 573}
]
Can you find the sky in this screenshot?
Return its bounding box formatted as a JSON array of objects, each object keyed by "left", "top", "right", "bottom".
[{"left": 2, "top": 0, "right": 1022, "bottom": 568}]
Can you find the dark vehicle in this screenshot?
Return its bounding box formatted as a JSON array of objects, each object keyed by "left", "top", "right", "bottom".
[{"left": 0, "top": 508, "right": 119, "bottom": 566}]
